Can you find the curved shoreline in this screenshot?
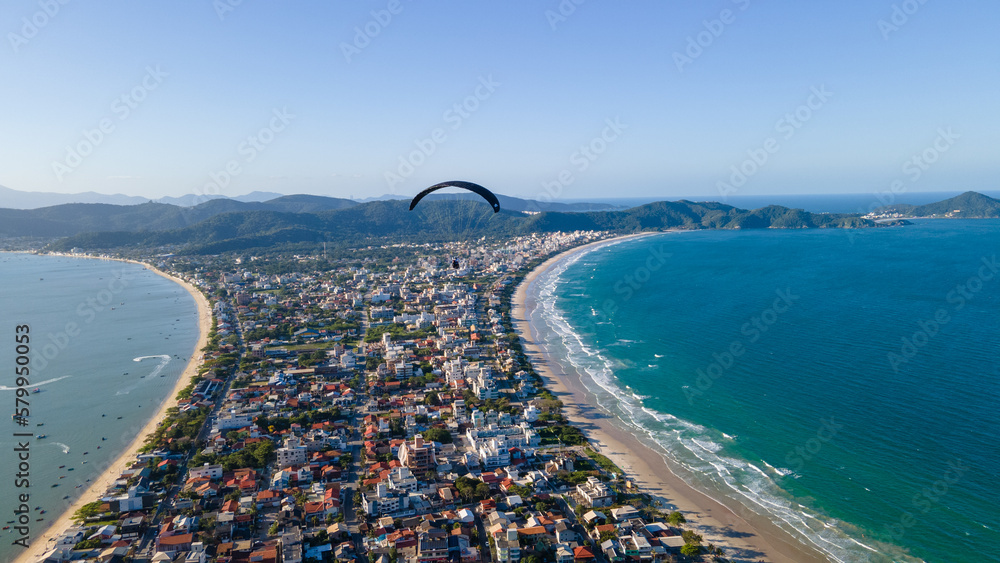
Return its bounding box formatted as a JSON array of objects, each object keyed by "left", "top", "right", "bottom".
[
  {"left": 12, "top": 255, "right": 211, "bottom": 563},
  {"left": 511, "top": 234, "right": 830, "bottom": 563}
]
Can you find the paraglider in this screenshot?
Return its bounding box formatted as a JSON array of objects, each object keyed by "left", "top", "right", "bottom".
[{"left": 409, "top": 181, "right": 500, "bottom": 213}]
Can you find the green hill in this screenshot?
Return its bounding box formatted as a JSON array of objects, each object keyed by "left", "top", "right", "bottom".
[
  {"left": 0, "top": 195, "right": 359, "bottom": 238},
  {"left": 41, "top": 198, "right": 883, "bottom": 254},
  {"left": 875, "top": 191, "right": 1000, "bottom": 218}
]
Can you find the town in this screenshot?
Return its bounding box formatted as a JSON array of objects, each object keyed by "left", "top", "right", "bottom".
[{"left": 37, "top": 231, "right": 724, "bottom": 563}]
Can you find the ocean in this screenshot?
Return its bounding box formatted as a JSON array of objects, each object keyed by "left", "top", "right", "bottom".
[
  {"left": 0, "top": 254, "right": 199, "bottom": 563},
  {"left": 526, "top": 220, "right": 1000, "bottom": 563}
]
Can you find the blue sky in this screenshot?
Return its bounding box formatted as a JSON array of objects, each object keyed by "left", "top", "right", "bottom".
[{"left": 1, "top": 0, "right": 997, "bottom": 201}]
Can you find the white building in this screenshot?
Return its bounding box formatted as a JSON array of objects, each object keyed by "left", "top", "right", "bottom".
[
  {"left": 277, "top": 436, "right": 308, "bottom": 468},
  {"left": 189, "top": 464, "right": 223, "bottom": 480}
]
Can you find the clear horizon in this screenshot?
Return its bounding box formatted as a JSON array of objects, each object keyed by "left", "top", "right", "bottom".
[{"left": 1, "top": 1, "right": 997, "bottom": 201}]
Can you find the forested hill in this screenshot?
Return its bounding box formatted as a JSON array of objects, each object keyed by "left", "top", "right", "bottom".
[
  {"left": 25, "top": 197, "right": 884, "bottom": 255},
  {"left": 874, "top": 191, "right": 1000, "bottom": 218},
  {"left": 0, "top": 192, "right": 624, "bottom": 240}
]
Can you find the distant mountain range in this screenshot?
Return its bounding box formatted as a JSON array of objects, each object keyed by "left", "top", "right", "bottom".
[
  {"left": 0, "top": 185, "right": 620, "bottom": 212},
  {"left": 0, "top": 185, "right": 287, "bottom": 209},
  {"left": 1, "top": 190, "right": 993, "bottom": 256},
  {"left": 874, "top": 191, "right": 1000, "bottom": 218}
]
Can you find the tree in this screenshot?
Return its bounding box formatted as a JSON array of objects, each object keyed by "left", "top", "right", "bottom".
[
  {"left": 680, "top": 542, "right": 702, "bottom": 557},
  {"left": 72, "top": 501, "right": 104, "bottom": 522},
  {"left": 74, "top": 538, "right": 103, "bottom": 550},
  {"left": 667, "top": 511, "right": 686, "bottom": 526},
  {"left": 598, "top": 529, "right": 617, "bottom": 543},
  {"left": 681, "top": 530, "right": 702, "bottom": 545},
  {"left": 422, "top": 427, "right": 452, "bottom": 444}
]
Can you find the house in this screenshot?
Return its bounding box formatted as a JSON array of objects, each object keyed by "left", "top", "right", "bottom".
[
  {"left": 554, "top": 522, "right": 578, "bottom": 545},
  {"left": 189, "top": 464, "right": 224, "bottom": 480},
  {"left": 581, "top": 510, "right": 606, "bottom": 526},
  {"left": 155, "top": 533, "right": 193, "bottom": 553},
  {"left": 256, "top": 489, "right": 282, "bottom": 509},
  {"left": 622, "top": 534, "right": 653, "bottom": 560},
  {"left": 555, "top": 543, "right": 575, "bottom": 563},
  {"left": 611, "top": 505, "right": 640, "bottom": 522},
  {"left": 601, "top": 539, "right": 625, "bottom": 562},
  {"left": 573, "top": 545, "right": 596, "bottom": 562},
  {"left": 657, "top": 535, "right": 686, "bottom": 554},
  {"left": 577, "top": 477, "right": 613, "bottom": 507},
  {"left": 120, "top": 516, "right": 145, "bottom": 539}
]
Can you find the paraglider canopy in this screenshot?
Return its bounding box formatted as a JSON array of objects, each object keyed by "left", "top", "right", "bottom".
[{"left": 409, "top": 181, "right": 500, "bottom": 213}]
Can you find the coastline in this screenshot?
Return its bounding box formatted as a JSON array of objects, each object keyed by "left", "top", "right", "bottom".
[
  {"left": 13, "top": 258, "right": 212, "bottom": 563},
  {"left": 511, "top": 234, "right": 829, "bottom": 563}
]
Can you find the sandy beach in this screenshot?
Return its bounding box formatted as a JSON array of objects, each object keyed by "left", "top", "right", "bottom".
[
  {"left": 13, "top": 261, "right": 212, "bottom": 563},
  {"left": 512, "top": 234, "right": 830, "bottom": 563}
]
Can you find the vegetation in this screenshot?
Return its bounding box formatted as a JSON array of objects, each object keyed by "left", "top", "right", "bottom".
[
  {"left": 72, "top": 501, "right": 106, "bottom": 523},
  {"left": 35, "top": 196, "right": 900, "bottom": 254},
  {"left": 190, "top": 439, "right": 276, "bottom": 471},
  {"left": 454, "top": 476, "right": 491, "bottom": 502},
  {"left": 421, "top": 427, "right": 452, "bottom": 444},
  {"left": 585, "top": 447, "right": 622, "bottom": 474},
  {"left": 364, "top": 323, "right": 437, "bottom": 343},
  {"left": 140, "top": 407, "right": 210, "bottom": 453},
  {"left": 878, "top": 191, "right": 1000, "bottom": 218}
]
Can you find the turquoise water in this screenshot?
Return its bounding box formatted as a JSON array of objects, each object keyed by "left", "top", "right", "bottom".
[
  {"left": 527, "top": 220, "right": 1000, "bottom": 563},
  {"left": 0, "top": 254, "right": 199, "bottom": 563}
]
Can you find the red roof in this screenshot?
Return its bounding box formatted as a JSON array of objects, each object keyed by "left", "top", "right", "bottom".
[{"left": 159, "top": 533, "right": 194, "bottom": 546}]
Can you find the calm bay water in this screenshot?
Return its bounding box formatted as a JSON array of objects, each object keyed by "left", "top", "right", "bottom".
[
  {"left": 528, "top": 220, "right": 1000, "bottom": 563},
  {"left": 0, "top": 254, "right": 199, "bottom": 563}
]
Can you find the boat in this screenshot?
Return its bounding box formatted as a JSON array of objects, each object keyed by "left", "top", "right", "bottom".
[
  {"left": 62, "top": 496, "right": 69, "bottom": 500},
  {"left": 36, "top": 434, "right": 46, "bottom": 439},
  {"left": 82, "top": 461, "right": 88, "bottom": 464},
  {"left": 2, "top": 526, "right": 9, "bottom": 530},
  {"left": 67, "top": 468, "right": 74, "bottom": 471},
  {"left": 37, "top": 423, "right": 43, "bottom": 426},
  {"left": 32, "top": 388, "right": 40, "bottom": 394},
  {"left": 50, "top": 484, "right": 58, "bottom": 487},
  {"left": 58, "top": 465, "right": 65, "bottom": 469}
]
